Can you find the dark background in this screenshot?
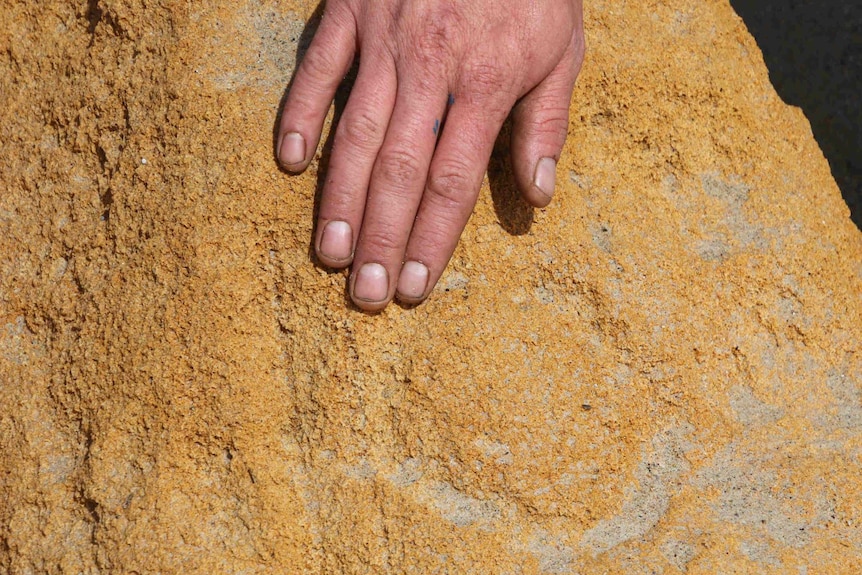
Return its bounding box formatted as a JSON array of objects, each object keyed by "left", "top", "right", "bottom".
[{"left": 730, "top": 0, "right": 862, "bottom": 229}]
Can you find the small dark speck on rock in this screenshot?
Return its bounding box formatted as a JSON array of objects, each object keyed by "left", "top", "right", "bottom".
[{"left": 582, "top": 404, "right": 592, "bottom": 411}]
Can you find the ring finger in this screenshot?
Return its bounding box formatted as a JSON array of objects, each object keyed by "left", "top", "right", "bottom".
[
  {"left": 349, "top": 74, "right": 451, "bottom": 310},
  {"left": 315, "top": 53, "right": 398, "bottom": 268}
]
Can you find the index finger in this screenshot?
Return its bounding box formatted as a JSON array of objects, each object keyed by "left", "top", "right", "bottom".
[{"left": 277, "top": 6, "right": 356, "bottom": 172}]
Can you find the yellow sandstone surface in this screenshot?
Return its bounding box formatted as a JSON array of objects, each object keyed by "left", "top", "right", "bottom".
[{"left": 1, "top": 0, "right": 861, "bottom": 573}]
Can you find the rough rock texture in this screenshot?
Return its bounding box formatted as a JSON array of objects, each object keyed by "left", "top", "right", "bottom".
[{"left": 1, "top": 0, "right": 860, "bottom": 573}]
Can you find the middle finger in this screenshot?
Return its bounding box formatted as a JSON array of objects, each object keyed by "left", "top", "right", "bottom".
[{"left": 349, "top": 71, "right": 450, "bottom": 310}]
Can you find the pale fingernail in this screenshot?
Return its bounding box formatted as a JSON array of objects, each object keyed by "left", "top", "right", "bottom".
[
  {"left": 319, "top": 221, "right": 353, "bottom": 262},
  {"left": 533, "top": 157, "right": 557, "bottom": 201},
  {"left": 353, "top": 263, "right": 389, "bottom": 303},
  {"left": 279, "top": 132, "right": 306, "bottom": 167},
  {"left": 397, "top": 261, "right": 429, "bottom": 300}
]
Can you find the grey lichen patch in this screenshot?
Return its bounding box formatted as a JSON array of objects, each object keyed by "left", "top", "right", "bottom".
[
  {"left": 702, "top": 172, "right": 750, "bottom": 205},
  {"left": 590, "top": 222, "right": 613, "bottom": 253},
  {"left": 344, "top": 458, "right": 377, "bottom": 480},
  {"left": 250, "top": 3, "right": 309, "bottom": 80},
  {"left": 438, "top": 269, "right": 470, "bottom": 293},
  {"left": 427, "top": 481, "right": 501, "bottom": 528},
  {"left": 580, "top": 423, "right": 695, "bottom": 554},
  {"left": 2, "top": 316, "right": 43, "bottom": 366},
  {"left": 579, "top": 471, "right": 668, "bottom": 554},
  {"left": 740, "top": 538, "right": 782, "bottom": 567},
  {"left": 526, "top": 528, "right": 575, "bottom": 574},
  {"left": 200, "top": 2, "right": 307, "bottom": 92},
  {"left": 473, "top": 437, "right": 514, "bottom": 465},
  {"left": 688, "top": 173, "right": 768, "bottom": 262},
  {"left": 388, "top": 457, "right": 424, "bottom": 487},
  {"left": 695, "top": 443, "right": 834, "bottom": 548},
  {"left": 695, "top": 236, "right": 731, "bottom": 262},
  {"left": 568, "top": 170, "right": 592, "bottom": 190},
  {"left": 728, "top": 385, "right": 784, "bottom": 427},
  {"left": 660, "top": 537, "right": 697, "bottom": 571},
  {"left": 534, "top": 286, "right": 555, "bottom": 305},
  {"left": 701, "top": 172, "right": 765, "bottom": 250},
  {"left": 812, "top": 369, "right": 862, "bottom": 432}
]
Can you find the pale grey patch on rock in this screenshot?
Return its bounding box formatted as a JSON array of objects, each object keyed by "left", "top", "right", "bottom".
[
  {"left": 389, "top": 457, "right": 423, "bottom": 487},
  {"left": 812, "top": 369, "right": 862, "bottom": 432},
  {"left": 700, "top": 173, "right": 766, "bottom": 251},
  {"left": 41, "top": 454, "right": 76, "bottom": 487},
  {"left": 740, "top": 538, "right": 782, "bottom": 567},
  {"left": 344, "top": 458, "right": 377, "bottom": 480},
  {"left": 535, "top": 286, "right": 555, "bottom": 305},
  {"left": 50, "top": 257, "right": 68, "bottom": 280},
  {"left": 251, "top": 5, "right": 308, "bottom": 81},
  {"left": 604, "top": 362, "right": 633, "bottom": 388},
  {"left": 318, "top": 449, "right": 336, "bottom": 460},
  {"left": 702, "top": 173, "right": 750, "bottom": 205},
  {"left": 568, "top": 171, "right": 592, "bottom": 189},
  {"left": 3, "top": 316, "right": 42, "bottom": 366},
  {"left": 438, "top": 270, "right": 469, "bottom": 293},
  {"left": 427, "top": 481, "right": 500, "bottom": 527},
  {"left": 728, "top": 385, "right": 784, "bottom": 427},
  {"left": 526, "top": 529, "right": 574, "bottom": 574},
  {"left": 695, "top": 237, "right": 730, "bottom": 261},
  {"left": 580, "top": 423, "right": 694, "bottom": 554},
  {"left": 695, "top": 443, "right": 834, "bottom": 548},
  {"left": 662, "top": 173, "right": 679, "bottom": 194},
  {"left": 474, "top": 438, "right": 514, "bottom": 465},
  {"left": 590, "top": 223, "right": 613, "bottom": 253},
  {"left": 660, "top": 537, "right": 697, "bottom": 571},
  {"left": 206, "top": 4, "right": 307, "bottom": 92}
]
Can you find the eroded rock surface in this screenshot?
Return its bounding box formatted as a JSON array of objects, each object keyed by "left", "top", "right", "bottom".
[{"left": 1, "top": 0, "right": 860, "bottom": 573}]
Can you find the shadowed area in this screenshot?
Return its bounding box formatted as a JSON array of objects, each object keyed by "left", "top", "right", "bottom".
[
  {"left": 489, "top": 118, "right": 535, "bottom": 236},
  {"left": 730, "top": 0, "right": 862, "bottom": 229}
]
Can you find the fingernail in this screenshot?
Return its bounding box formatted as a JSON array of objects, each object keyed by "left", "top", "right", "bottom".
[
  {"left": 279, "top": 132, "right": 306, "bottom": 167},
  {"left": 533, "top": 157, "right": 557, "bottom": 201},
  {"left": 397, "top": 261, "right": 429, "bottom": 300},
  {"left": 353, "top": 263, "right": 389, "bottom": 303},
  {"left": 319, "top": 221, "right": 353, "bottom": 262}
]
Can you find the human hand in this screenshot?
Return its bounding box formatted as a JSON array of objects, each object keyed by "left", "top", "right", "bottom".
[{"left": 277, "top": 0, "right": 585, "bottom": 311}]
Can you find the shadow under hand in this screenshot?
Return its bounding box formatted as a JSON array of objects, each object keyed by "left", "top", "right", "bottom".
[
  {"left": 272, "top": 5, "right": 360, "bottom": 307},
  {"left": 729, "top": 0, "right": 862, "bottom": 229},
  {"left": 488, "top": 117, "right": 534, "bottom": 235}
]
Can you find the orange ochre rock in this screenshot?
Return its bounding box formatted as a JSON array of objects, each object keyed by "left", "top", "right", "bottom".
[{"left": 1, "top": 0, "right": 860, "bottom": 573}]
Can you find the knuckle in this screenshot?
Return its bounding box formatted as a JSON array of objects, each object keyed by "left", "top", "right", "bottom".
[
  {"left": 403, "top": 6, "right": 458, "bottom": 71},
  {"left": 409, "top": 228, "right": 451, "bottom": 260},
  {"left": 300, "top": 43, "right": 339, "bottom": 82},
  {"left": 462, "top": 60, "right": 509, "bottom": 96},
  {"left": 376, "top": 149, "right": 425, "bottom": 184},
  {"left": 360, "top": 228, "right": 402, "bottom": 254},
  {"left": 338, "top": 109, "right": 384, "bottom": 150},
  {"left": 529, "top": 109, "right": 570, "bottom": 140},
  {"left": 426, "top": 163, "right": 475, "bottom": 208}
]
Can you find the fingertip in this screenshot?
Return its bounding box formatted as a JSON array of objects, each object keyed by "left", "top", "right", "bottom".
[
  {"left": 278, "top": 132, "right": 308, "bottom": 172},
  {"left": 316, "top": 220, "right": 355, "bottom": 268},
  {"left": 350, "top": 262, "right": 392, "bottom": 311},
  {"left": 395, "top": 260, "right": 430, "bottom": 303},
  {"left": 525, "top": 156, "right": 557, "bottom": 208},
  {"left": 511, "top": 39, "right": 581, "bottom": 208},
  {"left": 276, "top": 5, "right": 356, "bottom": 172}
]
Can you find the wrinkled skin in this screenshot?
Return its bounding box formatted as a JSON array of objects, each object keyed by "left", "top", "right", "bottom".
[{"left": 277, "top": 0, "right": 585, "bottom": 311}]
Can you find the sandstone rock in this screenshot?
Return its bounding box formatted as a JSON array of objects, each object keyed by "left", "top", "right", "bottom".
[{"left": 1, "top": 0, "right": 860, "bottom": 573}]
